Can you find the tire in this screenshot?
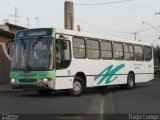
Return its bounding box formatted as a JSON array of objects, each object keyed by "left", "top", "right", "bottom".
[
  {"left": 127, "top": 73, "right": 135, "bottom": 89},
  {"left": 68, "top": 77, "right": 85, "bottom": 96},
  {"left": 37, "top": 89, "right": 53, "bottom": 95}
]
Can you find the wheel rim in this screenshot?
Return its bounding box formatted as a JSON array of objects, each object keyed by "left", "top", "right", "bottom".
[{"left": 73, "top": 81, "right": 82, "bottom": 95}]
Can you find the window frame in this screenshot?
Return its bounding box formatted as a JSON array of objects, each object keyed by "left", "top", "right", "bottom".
[
  {"left": 72, "top": 37, "right": 86, "bottom": 59},
  {"left": 100, "top": 40, "right": 113, "bottom": 60},
  {"left": 144, "top": 46, "right": 152, "bottom": 61},
  {"left": 124, "top": 43, "right": 135, "bottom": 61},
  {"left": 86, "top": 38, "right": 100, "bottom": 59},
  {"left": 113, "top": 42, "right": 124, "bottom": 60},
  {"left": 134, "top": 44, "right": 144, "bottom": 61}
]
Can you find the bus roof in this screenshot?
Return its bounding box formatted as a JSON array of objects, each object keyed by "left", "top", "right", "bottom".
[
  {"left": 56, "top": 28, "right": 152, "bottom": 46},
  {"left": 15, "top": 27, "right": 152, "bottom": 46}
]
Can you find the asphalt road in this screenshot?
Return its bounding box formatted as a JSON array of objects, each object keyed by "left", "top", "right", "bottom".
[{"left": 0, "top": 75, "right": 160, "bottom": 119}]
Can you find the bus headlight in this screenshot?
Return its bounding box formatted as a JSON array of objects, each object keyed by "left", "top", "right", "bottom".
[
  {"left": 43, "top": 78, "right": 52, "bottom": 82},
  {"left": 43, "top": 78, "right": 48, "bottom": 82},
  {"left": 11, "top": 78, "right": 15, "bottom": 83}
]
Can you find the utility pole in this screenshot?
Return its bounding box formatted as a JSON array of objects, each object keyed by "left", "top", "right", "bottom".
[
  {"left": 131, "top": 32, "right": 139, "bottom": 41},
  {"left": 64, "top": 0, "right": 74, "bottom": 30},
  {"left": 9, "top": 7, "right": 20, "bottom": 25}
]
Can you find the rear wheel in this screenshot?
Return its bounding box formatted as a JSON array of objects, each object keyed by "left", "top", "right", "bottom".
[
  {"left": 68, "top": 77, "right": 85, "bottom": 96},
  {"left": 37, "top": 89, "right": 53, "bottom": 95},
  {"left": 127, "top": 73, "right": 135, "bottom": 89}
]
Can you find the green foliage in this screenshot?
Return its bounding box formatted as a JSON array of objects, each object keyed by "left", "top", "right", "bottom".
[{"left": 153, "top": 46, "right": 160, "bottom": 65}]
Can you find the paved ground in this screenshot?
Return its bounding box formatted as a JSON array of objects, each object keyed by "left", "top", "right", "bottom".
[{"left": 0, "top": 75, "right": 160, "bottom": 119}]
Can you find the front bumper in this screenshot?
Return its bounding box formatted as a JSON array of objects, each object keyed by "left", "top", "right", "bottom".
[{"left": 10, "top": 82, "right": 50, "bottom": 90}]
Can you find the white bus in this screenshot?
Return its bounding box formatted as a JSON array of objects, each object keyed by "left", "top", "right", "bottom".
[{"left": 10, "top": 28, "right": 154, "bottom": 96}]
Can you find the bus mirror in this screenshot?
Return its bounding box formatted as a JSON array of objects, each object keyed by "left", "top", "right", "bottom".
[{"left": 63, "top": 42, "right": 67, "bottom": 49}]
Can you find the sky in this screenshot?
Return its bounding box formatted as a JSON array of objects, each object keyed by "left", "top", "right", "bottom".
[{"left": 0, "top": 0, "right": 160, "bottom": 46}]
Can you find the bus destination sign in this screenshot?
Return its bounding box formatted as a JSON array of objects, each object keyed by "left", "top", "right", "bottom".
[{"left": 15, "top": 28, "right": 52, "bottom": 38}]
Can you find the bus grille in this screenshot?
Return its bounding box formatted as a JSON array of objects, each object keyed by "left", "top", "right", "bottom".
[{"left": 19, "top": 79, "right": 37, "bottom": 83}]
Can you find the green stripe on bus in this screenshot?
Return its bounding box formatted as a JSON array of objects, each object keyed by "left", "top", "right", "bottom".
[{"left": 94, "top": 64, "right": 125, "bottom": 85}]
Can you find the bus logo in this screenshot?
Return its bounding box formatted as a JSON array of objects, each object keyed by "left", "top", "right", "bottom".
[{"left": 94, "top": 64, "right": 125, "bottom": 85}]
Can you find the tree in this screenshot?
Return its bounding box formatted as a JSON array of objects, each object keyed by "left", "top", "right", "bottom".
[{"left": 153, "top": 46, "right": 160, "bottom": 65}]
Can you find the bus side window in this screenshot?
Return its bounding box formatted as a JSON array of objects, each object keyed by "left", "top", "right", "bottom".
[
  {"left": 135, "top": 45, "right": 144, "bottom": 61},
  {"left": 144, "top": 46, "right": 152, "bottom": 61},
  {"left": 100, "top": 40, "right": 113, "bottom": 60},
  {"left": 72, "top": 37, "right": 86, "bottom": 59},
  {"left": 86, "top": 39, "right": 100, "bottom": 59},
  {"left": 113, "top": 42, "right": 124, "bottom": 60},
  {"left": 124, "top": 44, "right": 135, "bottom": 61}
]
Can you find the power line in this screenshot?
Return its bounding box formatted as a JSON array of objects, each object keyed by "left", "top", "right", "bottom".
[
  {"left": 142, "top": 21, "right": 160, "bottom": 34},
  {"left": 76, "top": 17, "right": 158, "bottom": 34},
  {"left": 74, "top": 0, "right": 133, "bottom": 6},
  {"left": 75, "top": 18, "right": 130, "bottom": 34},
  {"left": 76, "top": 18, "right": 156, "bottom": 40},
  {"left": 75, "top": 4, "right": 160, "bottom": 14},
  {"left": 136, "top": 28, "right": 154, "bottom": 33},
  {"left": 80, "top": 25, "right": 131, "bottom": 39},
  {"left": 79, "top": 25, "right": 103, "bottom": 34}
]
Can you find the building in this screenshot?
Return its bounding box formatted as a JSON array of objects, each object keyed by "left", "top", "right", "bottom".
[{"left": 0, "top": 23, "right": 26, "bottom": 85}]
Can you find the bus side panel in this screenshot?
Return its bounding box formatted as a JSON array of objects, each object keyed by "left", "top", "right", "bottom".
[
  {"left": 135, "top": 74, "right": 153, "bottom": 83},
  {"left": 92, "top": 60, "right": 127, "bottom": 86},
  {"left": 54, "top": 33, "right": 154, "bottom": 90},
  {"left": 53, "top": 60, "right": 154, "bottom": 90},
  {"left": 144, "top": 59, "right": 154, "bottom": 82},
  {"left": 134, "top": 60, "right": 154, "bottom": 83},
  {"left": 54, "top": 70, "right": 74, "bottom": 90},
  {"left": 70, "top": 59, "right": 129, "bottom": 87}
]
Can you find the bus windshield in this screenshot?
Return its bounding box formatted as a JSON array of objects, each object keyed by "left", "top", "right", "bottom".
[{"left": 11, "top": 37, "right": 53, "bottom": 71}]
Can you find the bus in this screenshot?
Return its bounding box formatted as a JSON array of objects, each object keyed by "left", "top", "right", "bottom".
[{"left": 10, "top": 28, "right": 154, "bottom": 96}]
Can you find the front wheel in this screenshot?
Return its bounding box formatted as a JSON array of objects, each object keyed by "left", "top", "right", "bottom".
[{"left": 68, "top": 77, "right": 85, "bottom": 96}]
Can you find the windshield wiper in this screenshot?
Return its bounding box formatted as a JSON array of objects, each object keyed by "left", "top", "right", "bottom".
[{"left": 32, "top": 36, "right": 43, "bottom": 48}]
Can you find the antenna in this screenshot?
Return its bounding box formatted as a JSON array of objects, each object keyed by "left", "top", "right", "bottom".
[
  {"left": 25, "top": 17, "right": 31, "bottom": 28},
  {"left": 34, "top": 17, "right": 39, "bottom": 27},
  {"left": 9, "top": 7, "right": 20, "bottom": 25}
]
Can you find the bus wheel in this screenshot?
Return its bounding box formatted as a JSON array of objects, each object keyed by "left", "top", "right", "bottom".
[
  {"left": 127, "top": 73, "right": 135, "bottom": 89},
  {"left": 68, "top": 77, "right": 84, "bottom": 96},
  {"left": 37, "top": 89, "right": 53, "bottom": 95}
]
